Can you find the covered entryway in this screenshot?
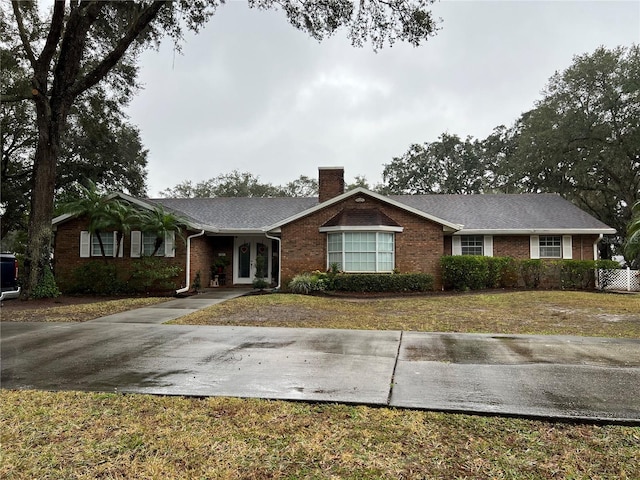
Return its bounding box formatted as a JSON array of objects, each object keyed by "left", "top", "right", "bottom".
[{"left": 233, "top": 236, "right": 271, "bottom": 285}]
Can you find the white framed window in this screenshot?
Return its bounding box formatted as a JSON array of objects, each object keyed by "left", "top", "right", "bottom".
[
  {"left": 461, "top": 235, "right": 484, "bottom": 255},
  {"left": 539, "top": 236, "right": 562, "bottom": 258},
  {"left": 91, "top": 232, "right": 114, "bottom": 257},
  {"left": 130, "top": 231, "right": 175, "bottom": 258},
  {"left": 530, "top": 235, "right": 572, "bottom": 259},
  {"left": 452, "top": 235, "right": 493, "bottom": 257},
  {"left": 80, "top": 231, "right": 122, "bottom": 258},
  {"left": 142, "top": 232, "right": 164, "bottom": 256},
  {"left": 327, "top": 232, "right": 395, "bottom": 273}
]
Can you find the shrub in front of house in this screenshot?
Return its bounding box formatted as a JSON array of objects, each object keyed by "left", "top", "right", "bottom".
[
  {"left": 288, "top": 272, "right": 328, "bottom": 294},
  {"left": 331, "top": 273, "right": 434, "bottom": 293},
  {"left": 66, "top": 258, "right": 182, "bottom": 295},
  {"left": 68, "top": 261, "right": 128, "bottom": 295},
  {"left": 552, "top": 259, "right": 620, "bottom": 290},
  {"left": 126, "top": 257, "right": 183, "bottom": 294},
  {"left": 442, "top": 256, "right": 621, "bottom": 291},
  {"left": 288, "top": 271, "right": 434, "bottom": 294},
  {"left": 519, "top": 259, "right": 545, "bottom": 289},
  {"left": 441, "top": 255, "right": 492, "bottom": 290}
]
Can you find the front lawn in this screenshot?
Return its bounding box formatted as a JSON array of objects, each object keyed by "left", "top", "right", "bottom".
[
  {"left": 171, "top": 290, "right": 640, "bottom": 338},
  {"left": 2, "top": 390, "right": 638, "bottom": 479},
  {"left": 1, "top": 296, "right": 168, "bottom": 323}
]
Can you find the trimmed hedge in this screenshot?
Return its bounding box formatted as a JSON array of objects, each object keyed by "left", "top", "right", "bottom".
[
  {"left": 288, "top": 272, "right": 435, "bottom": 294},
  {"left": 66, "top": 258, "right": 182, "bottom": 295},
  {"left": 332, "top": 273, "right": 434, "bottom": 292},
  {"left": 441, "top": 256, "right": 621, "bottom": 291}
]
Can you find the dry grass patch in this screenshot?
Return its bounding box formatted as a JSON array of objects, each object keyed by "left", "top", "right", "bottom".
[
  {"left": 1, "top": 390, "right": 638, "bottom": 479},
  {"left": 172, "top": 291, "right": 640, "bottom": 338},
  {"left": 1, "top": 297, "right": 168, "bottom": 323}
]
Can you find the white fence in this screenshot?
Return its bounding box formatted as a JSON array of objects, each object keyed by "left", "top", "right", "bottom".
[{"left": 597, "top": 268, "right": 640, "bottom": 292}]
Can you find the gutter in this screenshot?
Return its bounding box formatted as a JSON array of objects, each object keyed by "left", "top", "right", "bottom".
[
  {"left": 176, "top": 230, "right": 205, "bottom": 295},
  {"left": 265, "top": 232, "right": 282, "bottom": 290}
]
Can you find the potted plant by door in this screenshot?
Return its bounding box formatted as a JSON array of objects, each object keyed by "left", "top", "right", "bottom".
[{"left": 210, "top": 255, "right": 231, "bottom": 287}]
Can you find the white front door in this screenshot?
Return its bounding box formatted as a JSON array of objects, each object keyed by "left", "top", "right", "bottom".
[{"left": 233, "top": 237, "right": 271, "bottom": 285}]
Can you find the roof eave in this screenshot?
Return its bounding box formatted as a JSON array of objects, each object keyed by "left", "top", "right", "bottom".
[
  {"left": 51, "top": 192, "right": 215, "bottom": 233},
  {"left": 453, "top": 228, "right": 617, "bottom": 235}
]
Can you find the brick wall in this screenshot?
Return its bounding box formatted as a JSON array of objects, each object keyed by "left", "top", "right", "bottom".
[
  {"left": 189, "top": 235, "right": 216, "bottom": 288},
  {"left": 53, "top": 216, "right": 187, "bottom": 292},
  {"left": 571, "top": 235, "right": 600, "bottom": 260},
  {"left": 280, "top": 193, "right": 445, "bottom": 288},
  {"left": 493, "top": 235, "right": 530, "bottom": 258},
  {"left": 318, "top": 167, "right": 345, "bottom": 203}
]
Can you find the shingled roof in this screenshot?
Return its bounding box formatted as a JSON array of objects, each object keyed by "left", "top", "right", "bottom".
[
  {"left": 149, "top": 197, "right": 318, "bottom": 231},
  {"left": 391, "top": 193, "right": 615, "bottom": 232},
  {"left": 147, "top": 191, "right": 614, "bottom": 234}
]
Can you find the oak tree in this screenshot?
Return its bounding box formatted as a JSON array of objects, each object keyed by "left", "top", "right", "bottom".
[{"left": 1, "top": 0, "right": 439, "bottom": 297}]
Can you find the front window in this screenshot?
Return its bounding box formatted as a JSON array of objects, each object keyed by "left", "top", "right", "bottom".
[
  {"left": 461, "top": 235, "right": 484, "bottom": 256},
  {"left": 91, "top": 232, "right": 114, "bottom": 257},
  {"left": 539, "top": 235, "right": 562, "bottom": 258},
  {"left": 142, "top": 233, "right": 164, "bottom": 256},
  {"left": 327, "top": 232, "right": 395, "bottom": 272}
]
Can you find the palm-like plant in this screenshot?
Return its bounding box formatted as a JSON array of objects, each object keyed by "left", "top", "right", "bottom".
[
  {"left": 139, "top": 205, "right": 186, "bottom": 256},
  {"left": 62, "top": 181, "right": 114, "bottom": 257},
  {"left": 107, "top": 200, "right": 142, "bottom": 258},
  {"left": 624, "top": 200, "right": 640, "bottom": 267}
]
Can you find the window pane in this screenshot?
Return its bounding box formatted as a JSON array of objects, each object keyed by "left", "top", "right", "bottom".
[
  {"left": 345, "top": 252, "right": 376, "bottom": 272},
  {"left": 142, "top": 233, "right": 164, "bottom": 256},
  {"left": 328, "top": 234, "right": 342, "bottom": 253},
  {"left": 539, "top": 236, "right": 561, "bottom": 258},
  {"left": 92, "top": 232, "right": 114, "bottom": 256},
  {"left": 461, "top": 235, "right": 483, "bottom": 256},
  {"left": 327, "top": 232, "right": 394, "bottom": 273}
]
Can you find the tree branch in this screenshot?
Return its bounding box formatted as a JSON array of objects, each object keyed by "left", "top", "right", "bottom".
[
  {"left": 70, "top": 1, "right": 168, "bottom": 97},
  {"left": 11, "top": 1, "right": 37, "bottom": 70},
  {"left": 0, "top": 93, "right": 33, "bottom": 103},
  {"left": 36, "top": 1, "right": 67, "bottom": 82}
]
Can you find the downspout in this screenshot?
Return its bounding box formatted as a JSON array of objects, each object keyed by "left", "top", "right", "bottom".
[
  {"left": 593, "top": 234, "right": 603, "bottom": 290},
  {"left": 265, "top": 232, "right": 282, "bottom": 290},
  {"left": 594, "top": 234, "right": 603, "bottom": 260},
  {"left": 176, "top": 230, "right": 205, "bottom": 295}
]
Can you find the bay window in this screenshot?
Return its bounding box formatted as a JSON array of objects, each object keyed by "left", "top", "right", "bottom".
[{"left": 327, "top": 232, "right": 395, "bottom": 272}]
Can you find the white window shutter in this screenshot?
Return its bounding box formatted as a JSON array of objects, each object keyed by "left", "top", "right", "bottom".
[
  {"left": 130, "top": 231, "right": 141, "bottom": 258},
  {"left": 452, "top": 236, "right": 462, "bottom": 255},
  {"left": 164, "top": 231, "right": 175, "bottom": 257},
  {"left": 80, "top": 231, "right": 90, "bottom": 258},
  {"left": 530, "top": 235, "right": 540, "bottom": 259},
  {"left": 562, "top": 235, "right": 573, "bottom": 259},
  {"left": 483, "top": 235, "right": 493, "bottom": 257}
]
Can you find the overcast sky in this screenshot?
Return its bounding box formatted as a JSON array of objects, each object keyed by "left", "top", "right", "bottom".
[{"left": 126, "top": 0, "right": 640, "bottom": 196}]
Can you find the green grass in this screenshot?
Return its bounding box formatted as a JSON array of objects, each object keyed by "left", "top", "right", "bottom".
[
  {"left": 170, "top": 291, "right": 640, "bottom": 338},
  {"left": 2, "top": 390, "right": 638, "bottom": 479}
]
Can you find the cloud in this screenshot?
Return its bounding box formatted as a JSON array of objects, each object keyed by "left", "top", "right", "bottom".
[{"left": 127, "top": 1, "right": 640, "bottom": 195}]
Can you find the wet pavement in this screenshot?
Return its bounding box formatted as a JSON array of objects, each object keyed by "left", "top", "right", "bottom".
[
  {"left": 87, "top": 289, "right": 251, "bottom": 324},
  {"left": 1, "top": 294, "right": 639, "bottom": 424}
]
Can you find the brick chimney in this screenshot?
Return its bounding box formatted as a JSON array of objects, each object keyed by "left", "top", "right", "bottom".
[{"left": 318, "top": 167, "right": 345, "bottom": 203}]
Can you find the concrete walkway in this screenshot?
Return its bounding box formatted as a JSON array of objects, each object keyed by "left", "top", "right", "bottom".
[
  {"left": 87, "top": 288, "right": 251, "bottom": 324},
  {"left": 2, "top": 292, "right": 639, "bottom": 424}
]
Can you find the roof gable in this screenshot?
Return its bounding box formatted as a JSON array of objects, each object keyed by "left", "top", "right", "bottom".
[{"left": 265, "top": 188, "right": 464, "bottom": 232}]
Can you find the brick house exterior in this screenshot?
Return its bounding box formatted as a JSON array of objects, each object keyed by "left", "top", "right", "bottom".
[{"left": 52, "top": 167, "right": 616, "bottom": 292}]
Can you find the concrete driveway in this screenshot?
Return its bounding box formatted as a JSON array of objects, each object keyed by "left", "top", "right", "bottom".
[{"left": 2, "top": 316, "right": 639, "bottom": 424}]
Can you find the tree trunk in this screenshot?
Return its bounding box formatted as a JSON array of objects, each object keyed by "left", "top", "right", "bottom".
[
  {"left": 22, "top": 92, "right": 67, "bottom": 297},
  {"left": 23, "top": 120, "right": 59, "bottom": 297}
]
